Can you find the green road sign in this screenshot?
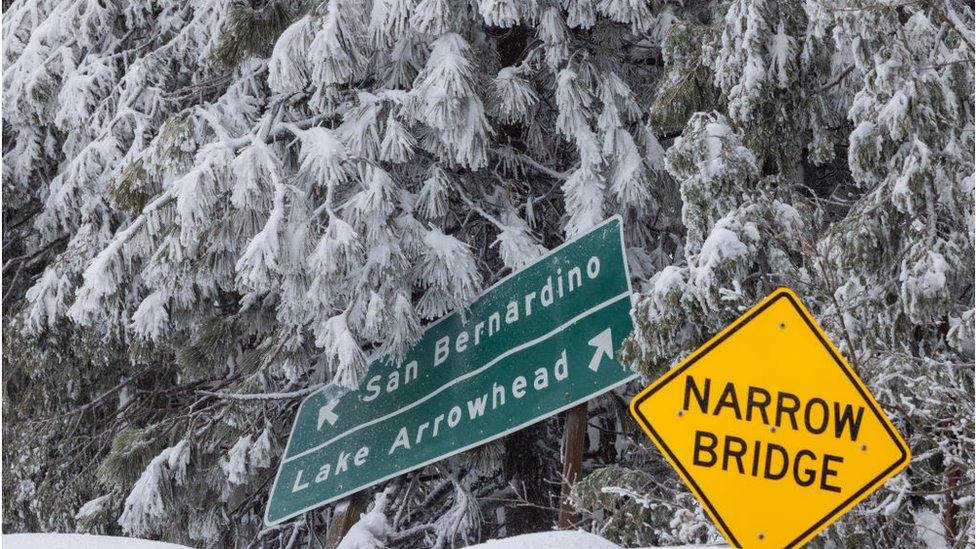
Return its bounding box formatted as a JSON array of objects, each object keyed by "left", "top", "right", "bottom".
[{"left": 265, "top": 216, "right": 636, "bottom": 525}]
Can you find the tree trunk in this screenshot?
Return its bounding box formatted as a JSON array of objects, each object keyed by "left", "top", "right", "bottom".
[{"left": 504, "top": 422, "right": 553, "bottom": 534}]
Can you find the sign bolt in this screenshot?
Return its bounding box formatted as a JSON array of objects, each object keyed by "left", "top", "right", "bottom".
[{"left": 626, "top": 288, "right": 913, "bottom": 549}]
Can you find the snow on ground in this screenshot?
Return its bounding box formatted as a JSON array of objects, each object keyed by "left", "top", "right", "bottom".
[
  {"left": 464, "top": 531, "right": 726, "bottom": 549},
  {"left": 465, "top": 531, "right": 620, "bottom": 549},
  {"left": 2, "top": 534, "right": 191, "bottom": 549},
  {"left": 2, "top": 531, "right": 727, "bottom": 548}
]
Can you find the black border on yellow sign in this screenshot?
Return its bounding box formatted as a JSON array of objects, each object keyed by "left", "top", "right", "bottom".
[{"left": 629, "top": 288, "right": 911, "bottom": 548}]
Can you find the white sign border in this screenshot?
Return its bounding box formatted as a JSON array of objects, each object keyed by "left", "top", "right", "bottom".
[{"left": 265, "top": 215, "right": 636, "bottom": 526}]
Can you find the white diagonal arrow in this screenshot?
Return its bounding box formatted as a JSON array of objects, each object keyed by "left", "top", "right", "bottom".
[
  {"left": 317, "top": 400, "right": 339, "bottom": 430},
  {"left": 587, "top": 328, "right": 614, "bottom": 372}
]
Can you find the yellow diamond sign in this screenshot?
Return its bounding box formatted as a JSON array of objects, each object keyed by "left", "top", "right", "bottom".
[{"left": 629, "top": 288, "right": 910, "bottom": 548}]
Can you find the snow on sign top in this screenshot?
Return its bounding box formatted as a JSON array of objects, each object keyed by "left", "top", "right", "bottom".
[
  {"left": 630, "top": 288, "right": 910, "bottom": 549},
  {"left": 265, "top": 216, "right": 635, "bottom": 525}
]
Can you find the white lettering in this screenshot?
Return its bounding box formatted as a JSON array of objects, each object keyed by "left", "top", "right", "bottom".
[
  {"left": 416, "top": 422, "right": 430, "bottom": 444},
  {"left": 292, "top": 469, "right": 309, "bottom": 492},
  {"left": 434, "top": 336, "right": 450, "bottom": 366},
  {"left": 354, "top": 446, "right": 369, "bottom": 466},
  {"left": 404, "top": 360, "right": 418, "bottom": 384},
  {"left": 505, "top": 301, "right": 519, "bottom": 324},
  {"left": 456, "top": 331, "right": 469, "bottom": 353},
  {"left": 568, "top": 267, "right": 582, "bottom": 291},
  {"left": 488, "top": 312, "right": 501, "bottom": 337},
  {"left": 586, "top": 256, "right": 600, "bottom": 279},
  {"left": 386, "top": 370, "right": 400, "bottom": 392},
  {"left": 448, "top": 405, "right": 462, "bottom": 427},
  {"left": 492, "top": 382, "right": 506, "bottom": 409},
  {"left": 512, "top": 376, "right": 527, "bottom": 398},
  {"left": 467, "top": 394, "right": 488, "bottom": 419},
  {"left": 555, "top": 349, "right": 568, "bottom": 381},
  {"left": 533, "top": 367, "right": 550, "bottom": 390},
  {"left": 389, "top": 427, "right": 411, "bottom": 454},
  {"left": 362, "top": 375, "right": 382, "bottom": 402},
  {"left": 540, "top": 276, "right": 554, "bottom": 306},
  {"left": 314, "top": 463, "right": 331, "bottom": 483},
  {"left": 334, "top": 451, "right": 351, "bottom": 475}
]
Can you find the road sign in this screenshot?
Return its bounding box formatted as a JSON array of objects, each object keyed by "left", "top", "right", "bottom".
[
  {"left": 266, "top": 216, "right": 636, "bottom": 525},
  {"left": 629, "top": 288, "right": 910, "bottom": 548}
]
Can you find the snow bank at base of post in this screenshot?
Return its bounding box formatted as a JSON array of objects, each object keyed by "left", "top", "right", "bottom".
[
  {"left": 464, "top": 531, "right": 619, "bottom": 549},
  {"left": 2, "top": 533, "right": 192, "bottom": 549},
  {"left": 464, "top": 531, "right": 726, "bottom": 549}
]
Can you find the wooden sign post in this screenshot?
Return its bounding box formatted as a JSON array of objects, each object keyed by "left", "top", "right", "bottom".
[
  {"left": 324, "top": 491, "right": 369, "bottom": 549},
  {"left": 557, "top": 402, "right": 587, "bottom": 528}
]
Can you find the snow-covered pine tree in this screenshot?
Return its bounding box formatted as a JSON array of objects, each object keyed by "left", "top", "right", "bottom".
[{"left": 2, "top": 0, "right": 972, "bottom": 547}]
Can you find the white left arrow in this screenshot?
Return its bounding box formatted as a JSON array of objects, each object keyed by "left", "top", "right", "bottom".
[
  {"left": 317, "top": 400, "right": 339, "bottom": 430},
  {"left": 587, "top": 328, "right": 614, "bottom": 372}
]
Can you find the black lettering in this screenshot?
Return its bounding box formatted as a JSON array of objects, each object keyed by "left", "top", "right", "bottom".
[
  {"left": 776, "top": 392, "right": 800, "bottom": 430},
  {"left": 713, "top": 382, "right": 742, "bottom": 420},
  {"left": 834, "top": 403, "right": 865, "bottom": 441},
  {"left": 722, "top": 435, "right": 747, "bottom": 474},
  {"left": 804, "top": 398, "right": 829, "bottom": 434},
  {"left": 820, "top": 454, "right": 843, "bottom": 492},
  {"left": 684, "top": 376, "right": 710, "bottom": 414},
  {"left": 693, "top": 431, "right": 718, "bottom": 467},
  {"left": 793, "top": 450, "right": 817, "bottom": 487},
  {"left": 763, "top": 443, "right": 789, "bottom": 480},
  {"left": 750, "top": 440, "right": 762, "bottom": 476},
  {"left": 746, "top": 386, "right": 771, "bottom": 424}
]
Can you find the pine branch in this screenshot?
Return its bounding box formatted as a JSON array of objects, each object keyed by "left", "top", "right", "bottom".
[
  {"left": 490, "top": 148, "right": 574, "bottom": 180},
  {"left": 196, "top": 384, "right": 324, "bottom": 401}
]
